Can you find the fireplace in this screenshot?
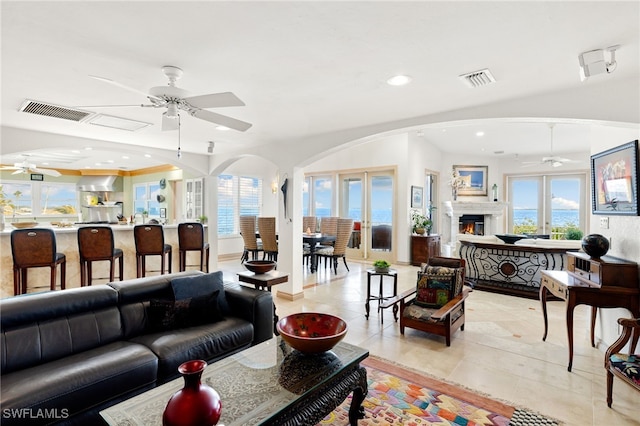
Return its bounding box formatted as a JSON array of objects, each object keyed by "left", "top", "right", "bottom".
[{"left": 459, "top": 215, "right": 484, "bottom": 235}]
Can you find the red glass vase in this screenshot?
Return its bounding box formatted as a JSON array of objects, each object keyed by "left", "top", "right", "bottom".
[{"left": 162, "top": 360, "right": 222, "bottom": 426}]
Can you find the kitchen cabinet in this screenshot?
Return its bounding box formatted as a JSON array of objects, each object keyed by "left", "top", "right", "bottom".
[{"left": 185, "top": 178, "right": 204, "bottom": 220}]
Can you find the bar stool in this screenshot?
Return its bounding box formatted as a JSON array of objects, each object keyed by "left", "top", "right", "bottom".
[
  {"left": 133, "top": 224, "right": 172, "bottom": 278},
  {"left": 178, "top": 222, "right": 210, "bottom": 272},
  {"left": 11, "top": 228, "right": 66, "bottom": 295},
  {"left": 77, "top": 226, "right": 123, "bottom": 286}
]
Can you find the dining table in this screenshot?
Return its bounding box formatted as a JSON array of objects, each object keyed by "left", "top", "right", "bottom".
[{"left": 303, "top": 233, "right": 336, "bottom": 273}]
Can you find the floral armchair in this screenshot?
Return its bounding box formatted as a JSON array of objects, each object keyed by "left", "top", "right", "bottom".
[{"left": 605, "top": 317, "right": 640, "bottom": 408}]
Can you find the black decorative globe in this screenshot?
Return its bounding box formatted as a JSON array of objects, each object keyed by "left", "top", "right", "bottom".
[{"left": 581, "top": 234, "right": 610, "bottom": 258}]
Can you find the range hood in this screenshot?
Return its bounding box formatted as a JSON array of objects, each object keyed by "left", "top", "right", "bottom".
[{"left": 77, "top": 175, "right": 123, "bottom": 192}]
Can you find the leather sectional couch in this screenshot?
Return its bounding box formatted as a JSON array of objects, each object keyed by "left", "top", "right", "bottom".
[{"left": 0, "top": 270, "right": 274, "bottom": 425}]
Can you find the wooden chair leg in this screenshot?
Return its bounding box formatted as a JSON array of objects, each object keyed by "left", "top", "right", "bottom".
[
  {"left": 119, "top": 255, "right": 124, "bottom": 281},
  {"left": 50, "top": 264, "right": 56, "bottom": 291},
  {"left": 168, "top": 250, "right": 172, "bottom": 273},
  {"left": 343, "top": 257, "right": 349, "bottom": 271},
  {"left": 60, "top": 261, "right": 66, "bottom": 290},
  {"left": 606, "top": 370, "right": 614, "bottom": 407},
  {"left": 87, "top": 262, "right": 92, "bottom": 286},
  {"left": 13, "top": 267, "right": 20, "bottom": 296}
]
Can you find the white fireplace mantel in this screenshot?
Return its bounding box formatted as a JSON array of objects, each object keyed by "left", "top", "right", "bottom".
[{"left": 443, "top": 201, "right": 509, "bottom": 247}]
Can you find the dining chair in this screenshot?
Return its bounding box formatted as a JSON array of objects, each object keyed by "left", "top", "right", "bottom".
[
  {"left": 316, "top": 218, "right": 353, "bottom": 273},
  {"left": 257, "top": 217, "right": 278, "bottom": 262},
  {"left": 239, "top": 215, "right": 262, "bottom": 262},
  {"left": 302, "top": 216, "right": 317, "bottom": 233}
]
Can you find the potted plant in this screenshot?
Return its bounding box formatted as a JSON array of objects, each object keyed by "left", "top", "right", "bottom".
[
  {"left": 411, "top": 211, "right": 432, "bottom": 235},
  {"left": 373, "top": 259, "right": 390, "bottom": 273},
  {"left": 198, "top": 215, "right": 208, "bottom": 224}
]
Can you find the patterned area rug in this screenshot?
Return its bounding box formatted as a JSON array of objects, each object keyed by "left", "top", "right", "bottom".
[{"left": 319, "top": 357, "right": 559, "bottom": 426}]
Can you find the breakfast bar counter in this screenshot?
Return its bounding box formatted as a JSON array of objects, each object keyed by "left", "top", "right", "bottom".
[{"left": 0, "top": 224, "right": 206, "bottom": 298}]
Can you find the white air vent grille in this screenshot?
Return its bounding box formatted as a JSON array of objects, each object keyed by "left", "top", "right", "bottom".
[
  {"left": 459, "top": 68, "right": 496, "bottom": 88},
  {"left": 19, "top": 100, "right": 93, "bottom": 122}
]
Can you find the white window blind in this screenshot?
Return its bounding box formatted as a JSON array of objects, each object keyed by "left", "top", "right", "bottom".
[{"left": 218, "top": 174, "right": 262, "bottom": 236}]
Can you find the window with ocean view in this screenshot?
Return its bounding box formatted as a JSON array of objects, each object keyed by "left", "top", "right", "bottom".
[
  {"left": 1, "top": 181, "right": 77, "bottom": 217},
  {"left": 507, "top": 173, "right": 586, "bottom": 239}
]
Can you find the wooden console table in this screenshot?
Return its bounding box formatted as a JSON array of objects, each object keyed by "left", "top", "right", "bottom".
[{"left": 540, "top": 252, "right": 639, "bottom": 372}]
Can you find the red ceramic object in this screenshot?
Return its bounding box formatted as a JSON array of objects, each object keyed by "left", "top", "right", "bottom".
[
  {"left": 162, "top": 360, "right": 221, "bottom": 426},
  {"left": 276, "top": 312, "right": 348, "bottom": 354}
]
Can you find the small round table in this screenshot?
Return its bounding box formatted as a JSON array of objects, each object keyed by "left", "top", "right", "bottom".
[{"left": 365, "top": 268, "right": 398, "bottom": 323}]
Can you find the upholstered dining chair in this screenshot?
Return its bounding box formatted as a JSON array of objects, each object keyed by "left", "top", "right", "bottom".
[
  {"left": 605, "top": 317, "right": 640, "bottom": 408},
  {"left": 316, "top": 218, "right": 353, "bottom": 273},
  {"left": 239, "top": 215, "right": 262, "bottom": 262},
  {"left": 258, "top": 216, "right": 278, "bottom": 262},
  {"left": 383, "top": 257, "right": 471, "bottom": 346}
]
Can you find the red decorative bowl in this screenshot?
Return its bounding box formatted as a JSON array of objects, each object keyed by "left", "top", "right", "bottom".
[
  {"left": 243, "top": 260, "right": 277, "bottom": 274},
  {"left": 276, "top": 313, "right": 348, "bottom": 354}
]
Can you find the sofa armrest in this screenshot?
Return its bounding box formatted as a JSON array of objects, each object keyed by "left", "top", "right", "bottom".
[{"left": 224, "top": 283, "right": 273, "bottom": 345}]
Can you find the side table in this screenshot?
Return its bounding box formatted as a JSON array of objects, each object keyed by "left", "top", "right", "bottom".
[
  {"left": 237, "top": 270, "right": 289, "bottom": 334},
  {"left": 365, "top": 269, "right": 398, "bottom": 324}
]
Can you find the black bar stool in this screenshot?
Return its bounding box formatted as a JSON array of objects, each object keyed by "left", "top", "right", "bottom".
[
  {"left": 133, "top": 224, "right": 172, "bottom": 277},
  {"left": 11, "top": 228, "right": 66, "bottom": 295},
  {"left": 77, "top": 226, "right": 123, "bottom": 286},
  {"left": 178, "top": 222, "right": 210, "bottom": 272}
]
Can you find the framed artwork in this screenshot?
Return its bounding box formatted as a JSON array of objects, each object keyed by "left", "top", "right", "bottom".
[
  {"left": 411, "top": 185, "right": 423, "bottom": 208},
  {"left": 591, "top": 140, "right": 639, "bottom": 215},
  {"left": 453, "top": 165, "right": 488, "bottom": 196}
]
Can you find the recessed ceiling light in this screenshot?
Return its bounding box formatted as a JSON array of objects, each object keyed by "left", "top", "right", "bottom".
[
  {"left": 122, "top": 155, "right": 130, "bottom": 160},
  {"left": 387, "top": 75, "right": 412, "bottom": 86},
  {"left": 216, "top": 126, "right": 230, "bottom": 131},
  {"left": 42, "top": 162, "right": 49, "bottom": 165},
  {"left": 105, "top": 160, "right": 114, "bottom": 164},
  {"left": 85, "top": 147, "right": 93, "bottom": 151},
  {"left": 84, "top": 166, "right": 91, "bottom": 169},
  {"left": 144, "top": 154, "right": 151, "bottom": 158},
  {"left": 95, "top": 162, "right": 102, "bottom": 166},
  {"left": 476, "top": 131, "right": 485, "bottom": 137},
  {"left": 71, "top": 150, "right": 80, "bottom": 154}
]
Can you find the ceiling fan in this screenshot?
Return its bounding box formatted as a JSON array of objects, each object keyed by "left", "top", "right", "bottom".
[
  {"left": 0, "top": 156, "right": 61, "bottom": 177},
  {"left": 86, "top": 66, "right": 252, "bottom": 132},
  {"left": 522, "top": 123, "right": 579, "bottom": 168}
]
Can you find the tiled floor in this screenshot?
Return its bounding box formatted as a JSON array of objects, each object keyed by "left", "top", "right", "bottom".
[{"left": 221, "top": 258, "right": 639, "bottom": 426}]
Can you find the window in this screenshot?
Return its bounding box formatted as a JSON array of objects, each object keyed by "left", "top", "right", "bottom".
[
  {"left": 217, "top": 174, "right": 263, "bottom": 236},
  {"left": 133, "top": 182, "right": 161, "bottom": 217},
  {"left": 1, "top": 181, "right": 77, "bottom": 217},
  {"left": 507, "top": 173, "right": 586, "bottom": 239},
  {"left": 302, "top": 175, "right": 333, "bottom": 217}
]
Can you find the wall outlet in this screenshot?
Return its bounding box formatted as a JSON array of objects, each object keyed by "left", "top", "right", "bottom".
[{"left": 600, "top": 217, "right": 609, "bottom": 229}]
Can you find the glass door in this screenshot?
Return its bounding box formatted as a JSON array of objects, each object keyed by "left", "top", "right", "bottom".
[{"left": 340, "top": 170, "right": 395, "bottom": 262}]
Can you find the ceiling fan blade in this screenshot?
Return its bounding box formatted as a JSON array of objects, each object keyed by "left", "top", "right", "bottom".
[
  {"left": 184, "top": 92, "right": 245, "bottom": 109},
  {"left": 162, "top": 113, "right": 179, "bottom": 131},
  {"left": 190, "top": 109, "right": 252, "bottom": 132},
  {"left": 73, "top": 104, "right": 149, "bottom": 108},
  {"left": 0, "top": 166, "right": 21, "bottom": 171},
  {"left": 31, "top": 167, "right": 61, "bottom": 177},
  {"left": 89, "top": 75, "right": 163, "bottom": 102},
  {"left": 11, "top": 169, "right": 26, "bottom": 175}
]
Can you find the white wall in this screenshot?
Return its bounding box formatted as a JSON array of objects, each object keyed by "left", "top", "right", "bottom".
[{"left": 588, "top": 125, "right": 640, "bottom": 349}]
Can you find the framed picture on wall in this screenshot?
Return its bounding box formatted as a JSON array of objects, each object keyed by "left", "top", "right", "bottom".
[
  {"left": 411, "top": 185, "right": 423, "bottom": 208},
  {"left": 591, "top": 140, "right": 639, "bottom": 215},
  {"left": 453, "top": 165, "right": 488, "bottom": 196}
]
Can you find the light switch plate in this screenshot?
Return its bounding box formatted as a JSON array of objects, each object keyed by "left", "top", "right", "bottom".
[{"left": 600, "top": 217, "right": 609, "bottom": 229}]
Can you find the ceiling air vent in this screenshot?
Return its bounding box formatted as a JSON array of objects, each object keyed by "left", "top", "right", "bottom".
[
  {"left": 19, "top": 99, "right": 93, "bottom": 122},
  {"left": 459, "top": 68, "right": 496, "bottom": 88}
]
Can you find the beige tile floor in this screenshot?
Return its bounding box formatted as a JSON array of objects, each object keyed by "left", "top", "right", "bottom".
[{"left": 221, "top": 258, "right": 639, "bottom": 426}]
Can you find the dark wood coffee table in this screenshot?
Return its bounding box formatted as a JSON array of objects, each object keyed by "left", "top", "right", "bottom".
[{"left": 100, "top": 337, "right": 369, "bottom": 425}]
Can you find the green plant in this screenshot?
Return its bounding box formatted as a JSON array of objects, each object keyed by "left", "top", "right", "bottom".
[
  {"left": 198, "top": 215, "right": 208, "bottom": 223},
  {"left": 411, "top": 211, "right": 432, "bottom": 233},
  {"left": 373, "top": 259, "right": 390, "bottom": 269},
  {"left": 565, "top": 227, "right": 583, "bottom": 240}
]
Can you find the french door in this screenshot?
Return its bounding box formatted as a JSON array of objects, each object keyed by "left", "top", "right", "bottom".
[{"left": 339, "top": 170, "right": 395, "bottom": 262}]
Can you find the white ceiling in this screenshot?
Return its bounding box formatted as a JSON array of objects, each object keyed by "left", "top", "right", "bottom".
[{"left": 1, "top": 1, "right": 638, "bottom": 171}]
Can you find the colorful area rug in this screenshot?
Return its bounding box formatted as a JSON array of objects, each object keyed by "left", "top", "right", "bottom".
[{"left": 319, "top": 357, "right": 559, "bottom": 426}]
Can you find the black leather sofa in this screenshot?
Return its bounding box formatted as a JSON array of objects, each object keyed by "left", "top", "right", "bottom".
[{"left": 0, "top": 271, "right": 273, "bottom": 425}]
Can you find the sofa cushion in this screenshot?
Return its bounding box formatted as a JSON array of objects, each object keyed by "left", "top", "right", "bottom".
[
  {"left": 130, "top": 317, "right": 253, "bottom": 380},
  {"left": 171, "top": 271, "right": 230, "bottom": 315},
  {"left": 0, "top": 341, "right": 157, "bottom": 426},
  {"left": 148, "top": 291, "right": 224, "bottom": 332}
]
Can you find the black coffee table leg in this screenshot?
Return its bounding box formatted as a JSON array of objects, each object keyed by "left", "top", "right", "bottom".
[{"left": 348, "top": 366, "right": 368, "bottom": 425}]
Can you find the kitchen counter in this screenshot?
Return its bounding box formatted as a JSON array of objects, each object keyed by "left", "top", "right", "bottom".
[{"left": 0, "top": 223, "right": 206, "bottom": 299}]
